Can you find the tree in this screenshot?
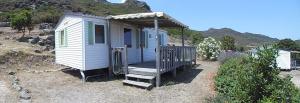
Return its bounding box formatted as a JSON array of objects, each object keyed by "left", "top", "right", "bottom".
[
  {"left": 191, "top": 33, "right": 204, "bottom": 45},
  {"left": 10, "top": 9, "right": 33, "bottom": 38},
  {"left": 221, "top": 35, "right": 235, "bottom": 51},
  {"left": 277, "top": 39, "right": 299, "bottom": 51}
]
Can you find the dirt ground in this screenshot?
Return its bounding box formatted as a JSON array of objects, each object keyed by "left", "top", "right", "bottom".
[
  {"left": 6, "top": 61, "right": 218, "bottom": 103},
  {"left": 280, "top": 70, "right": 300, "bottom": 88}
]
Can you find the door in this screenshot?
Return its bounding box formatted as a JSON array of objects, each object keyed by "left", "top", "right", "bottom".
[{"left": 124, "top": 28, "right": 139, "bottom": 64}]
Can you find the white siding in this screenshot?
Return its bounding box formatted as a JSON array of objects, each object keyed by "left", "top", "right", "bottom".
[
  {"left": 83, "top": 18, "right": 109, "bottom": 70},
  {"left": 143, "top": 28, "right": 168, "bottom": 62},
  {"left": 277, "top": 50, "right": 291, "bottom": 70},
  {"left": 55, "top": 16, "right": 84, "bottom": 70},
  {"left": 111, "top": 22, "right": 141, "bottom": 64}
]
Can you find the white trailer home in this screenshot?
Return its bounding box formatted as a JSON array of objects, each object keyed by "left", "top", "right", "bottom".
[
  {"left": 55, "top": 12, "right": 196, "bottom": 88},
  {"left": 276, "top": 50, "right": 300, "bottom": 70}
]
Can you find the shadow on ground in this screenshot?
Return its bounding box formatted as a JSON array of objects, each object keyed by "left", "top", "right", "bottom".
[
  {"left": 161, "top": 64, "right": 203, "bottom": 86},
  {"left": 61, "top": 64, "right": 202, "bottom": 86},
  {"left": 61, "top": 68, "right": 123, "bottom": 82}
]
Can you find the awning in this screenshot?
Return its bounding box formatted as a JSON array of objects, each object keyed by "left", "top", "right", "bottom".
[{"left": 107, "top": 12, "right": 188, "bottom": 28}]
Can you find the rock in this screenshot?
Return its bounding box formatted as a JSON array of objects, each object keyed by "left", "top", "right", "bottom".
[
  {"left": 29, "top": 36, "right": 40, "bottom": 44},
  {"left": 4, "top": 36, "right": 9, "bottom": 40},
  {"left": 34, "top": 49, "right": 42, "bottom": 53},
  {"left": 13, "top": 84, "right": 22, "bottom": 92},
  {"left": 0, "top": 42, "right": 2, "bottom": 45},
  {"left": 50, "top": 50, "right": 55, "bottom": 54},
  {"left": 0, "top": 22, "right": 10, "bottom": 27},
  {"left": 8, "top": 71, "right": 16, "bottom": 75},
  {"left": 37, "top": 41, "right": 45, "bottom": 46},
  {"left": 19, "top": 89, "right": 31, "bottom": 100},
  {"left": 39, "top": 23, "right": 54, "bottom": 30}
]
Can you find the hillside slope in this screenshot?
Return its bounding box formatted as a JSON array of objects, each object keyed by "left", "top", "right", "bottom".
[
  {"left": 200, "top": 28, "right": 278, "bottom": 47},
  {"left": 0, "top": 0, "right": 151, "bottom": 23}
]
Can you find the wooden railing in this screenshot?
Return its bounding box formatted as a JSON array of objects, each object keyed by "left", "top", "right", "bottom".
[
  {"left": 111, "top": 45, "right": 128, "bottom": 75},
  {"left": 159, "top": 46, "right": 196, "bottom": 73}
]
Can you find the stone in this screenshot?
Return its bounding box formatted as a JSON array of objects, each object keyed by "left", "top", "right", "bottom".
[
  {"left": 8, "top": 72, "right": 15, "bottom": 75},
  {"left": 0, "top": 42, "right": 2, "bottom": 45},
  {"left": 34, "top": 49, "right": 42, "bottom": 53},
  {"left": 50, "top": 50, "right": 55, "bottom": 54},
  {"left": 29, "top": 36, "right": 40, "bottom": 44},
  {"left": 4, "top": 36, "right": 9, "bottom": 40},
  {"left": 19, "top": 89, "right": 31, "bottom": 100},
  {"left": 38, "top": 41, "right": 45, "bottom": 46}
]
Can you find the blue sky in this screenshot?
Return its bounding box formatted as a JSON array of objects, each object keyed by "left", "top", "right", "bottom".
[{"left": 109, "top": 0, "right": 300, "bottom": 40}]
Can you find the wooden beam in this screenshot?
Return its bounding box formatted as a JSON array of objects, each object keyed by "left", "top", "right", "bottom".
[
  {"left": 155, "top": 16, "right": 161, "bottom": 87},
  {"left": 107, "top": 19, "right": 113, "bottom": 79},
  {"left": 140, "top": 27, "right": 144, "bottom": 63}
]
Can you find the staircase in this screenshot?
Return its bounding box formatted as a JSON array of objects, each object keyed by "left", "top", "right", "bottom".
[{"left": 122, "top": 67, "right": 156, "bottom": 89}]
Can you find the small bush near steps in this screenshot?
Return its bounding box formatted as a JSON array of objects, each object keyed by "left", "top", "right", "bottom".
[{"left": 214, "top": 46, "right": 300, "bottom": 103}]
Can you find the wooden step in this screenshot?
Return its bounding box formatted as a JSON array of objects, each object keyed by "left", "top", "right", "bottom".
[
  {"left": 126, "top": 74, "right": 155, "bottom": 80},
  {"left": 123, "top": 80, "right": 152, "bottom": 88},
  {"left": 129, "top": 68, "right": 157, "bottom": 76}
]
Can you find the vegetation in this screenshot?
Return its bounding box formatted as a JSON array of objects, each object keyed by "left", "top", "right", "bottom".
[
  {"left": 221, "top": 35, "right": 235, "bottom": 51},
  {"left": 0, "top": 0, "right": 151, "bottom": 24},
  {"left": 217, "top": 51, "right": 245, "bottom": 64},
  {"left": 277, "top": 38, "right": 300, "bottom": 51},
  {"left": 10, "top": 9, "right": 33, "bottom": 38},
  {"left": 215, "top": 45, "right": 300, "bottom": 103},
  {"left": 165, "top": 28, "right": 204, "bottom": 45},
  {"left": 196, "top": 37, "right": 221, "bottom": 61}
]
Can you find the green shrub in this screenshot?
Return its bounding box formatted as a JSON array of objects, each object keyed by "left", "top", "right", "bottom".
[
  {"left": 215, "top": 45, "right": 300, "bottom": 103},
  {"left": 197, "top": 37, "right": 222, "bottom": 61}
]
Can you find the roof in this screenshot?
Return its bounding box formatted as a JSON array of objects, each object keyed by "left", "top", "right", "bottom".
[
  {"left": 107, "top": 12, "right": 188, "bottom": 28},
  {"left": 54, "top": 12, "right": 106, "bottom": 30}
]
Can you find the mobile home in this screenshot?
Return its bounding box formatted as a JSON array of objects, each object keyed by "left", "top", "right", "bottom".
[{"left": 55, "top": 12, "right": 196, "bottom": 88}]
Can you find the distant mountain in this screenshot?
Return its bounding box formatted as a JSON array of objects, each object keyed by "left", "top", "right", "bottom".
[{"left": 200, "top": 28, "right": 279, "bottom": 47}]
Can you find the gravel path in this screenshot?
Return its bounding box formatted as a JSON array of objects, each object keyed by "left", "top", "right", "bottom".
[
  {"left": 280, "top": 70, "right": 300, "bottom": 88},
  {"left": 13, "top": 61, "right": 219, "bottom": 103}
]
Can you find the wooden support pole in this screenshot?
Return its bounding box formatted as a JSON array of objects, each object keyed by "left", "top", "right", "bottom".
[
  {"left": 181, "top": 28, "right": 185, "bottom": 69},
  {"left": 155, "top": 16, "right": 161, "bottom": 87},
  {"left": 107, "top": 19, "right": 113, "bottom": 79},
  {"left": 124, "top": 45, "right": 128, "bottom": 74},
  {"left": 140, "top": 27, "right": 144, "bottom": 63}
]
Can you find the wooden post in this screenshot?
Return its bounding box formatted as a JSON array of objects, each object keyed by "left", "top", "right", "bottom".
[
  {"left": 181, "top": 28, "right": 185, "bottom": 69},
  {"left": 155, "top": 16, "right": 161, "bottom": 87},
  {"left": 140, "top": 27, "right": 144, "bottom": 63},
  {"left": 124, "top": 45, "right": 128, "bottom": 74},
  {"left": 107, "top": 19, "right": 113, "bottom": 78}
]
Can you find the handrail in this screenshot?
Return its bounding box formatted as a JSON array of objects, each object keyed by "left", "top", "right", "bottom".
[
  {"left": 111, "top": 45, "right": 128, "bottom": 75},
  {"left": 159, "top": 46, "right": 196, "bottom": 73}
]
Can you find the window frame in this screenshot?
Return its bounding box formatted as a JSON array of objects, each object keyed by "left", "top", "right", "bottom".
[
  {"left": 59, "top": 28, "right": 67, "bottom": 47},
  {"left": 94, "top": 24, "right": 105, "bottom": 44},
  {"left": 87, "top": 21, "right": 106, "bottom": 45}
]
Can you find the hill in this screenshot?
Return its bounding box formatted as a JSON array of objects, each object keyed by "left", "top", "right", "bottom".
[
  {"left": 200, "top": 28, "right": 279, "bottom": 47},
  {"left": 0, "top": 0, "right": 151, "bottom": 23}
]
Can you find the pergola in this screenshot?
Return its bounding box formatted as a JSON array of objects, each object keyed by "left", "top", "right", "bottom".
[{"left": 107, "top": 12, "right": 189, "bottom": 87}]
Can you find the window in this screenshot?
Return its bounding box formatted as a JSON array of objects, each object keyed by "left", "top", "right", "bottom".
[
  {"left": 88, "top": 21, "right": 94, "bottom": 45},
  {"left": 124, "top": 28, "right": 132, "bottom": 48},
  {"left": 95, "top": 25, "right": 105, "bottom": 43},
  {"left": 59, "top": 29, "right": 67, "bottom": 47}
]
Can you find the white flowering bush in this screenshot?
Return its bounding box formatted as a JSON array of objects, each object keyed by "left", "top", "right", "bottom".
[{"left": 197, "top": 37, "right": 222, "bottom": 60}]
